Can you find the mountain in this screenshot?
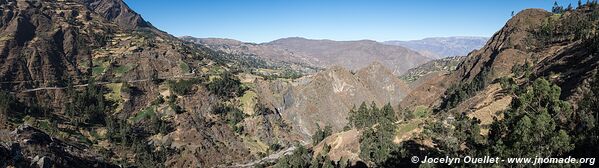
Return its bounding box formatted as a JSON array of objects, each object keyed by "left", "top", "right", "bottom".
[
  {"left": 0, "top": 0, "right": 294, "bottom": 167},
  {"left": 384, "top": 36, "right": 489, "bottom": 59},
  {"left": 180, "top": 37, "right": 320, "bottom": 75},
  {"left": 254, "top": 62, "right": 410, "bottom": 136},
  {"left": 388, "top": 6, "right": 599, "bottom": 167},
  {"left": 183, "top": 37, "right": 432, "bottom": 75},
  {"left": 78, "top": 0, "right": 153, "bottom": 30},
  {"left": 310, "top": 5, "right": 599, "bottom": 167},
  {"left": 3, "top": 0, "right": 598, "bottom": 167}
]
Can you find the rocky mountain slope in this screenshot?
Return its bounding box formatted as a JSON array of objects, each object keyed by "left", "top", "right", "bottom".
[
  {"left": 310, "top": 4, "right": 599, "bottom": 167},
  {"left": 180, "top": 37, "right": 320, "bottom": 76},
  {"left": 0, "top": 0, "right": 297, "bottom": 167},
  {"left": 404, "top": 5, "right": 597, "bottom": 167},
  {"left": 183, "top": 37, "right": 432, "bottom": 75},
  {"left": 400, "top": 9, "right": 555, "bottom": 110},
  {"left": 3, "top": 0, "right": 598, "bottom": 167},
  {"left": 384, "top": 36, "right": 488, "bottom": 59},
  {"left": 253, "top": 62, "right": 410, "bottom": 137}
]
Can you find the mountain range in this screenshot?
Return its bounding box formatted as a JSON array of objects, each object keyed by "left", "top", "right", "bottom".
[
  {"left": 1, "top": 0, "right": 598, "bottom": 168},
  {"left": 182, "top": 37, "right": 432, "bottom": 75},
  {"left": 384, "top": 36, "right": 489, "bottom": 59}
]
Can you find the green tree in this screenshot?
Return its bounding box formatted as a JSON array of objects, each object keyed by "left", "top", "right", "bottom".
[
  {"left": 358, "top": 103, "right": 397, "bottom": 166},
  {"left": 573, "top": 72, "right": 599, "bottom": 156},
  {"left": 489, "top": 78, "right": 574, "bottom": 160},
  {"left": 207, "top": 72, "right": 246, "bottom": 98},
  {"left": 312, "top": 124, "right": 333, "bottom": 145},
  {"left": 347, "top": 102, "right": 369, "bottom": 129},
  {"left": 65, "top": 80, "right": 111, "bottom": 125},
  {"left": 553, "top": 1, "right": 564, "bottom": 13},
  {"left": 274, "top": 145, "right": 311, "bottom": 168},
  {"left": 0, "top": 91, "right": 16, "bottom": 128}
]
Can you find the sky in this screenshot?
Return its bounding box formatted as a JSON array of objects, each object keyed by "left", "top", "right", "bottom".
[{"left": 124, "top": 0, "right": 581, "bottom": 43}]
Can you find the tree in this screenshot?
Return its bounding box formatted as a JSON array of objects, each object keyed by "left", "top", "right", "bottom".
[
  {"left": 312, "top": 124, "right": 333, "bottom": 145},
  {"left": 573, "top": 72, "right": 599, "bottom": 157},
  {"left": 553, "top": 1, "right": 564, "bottom": 13},
  {"left": 274, "top": 145, "right": 311, "bottom": 168},
  {"left": 489, "top": 78, "right": 574, "bottom": 160},
  {"left": 0, "top": 91, "right": 16, "bottom": 129},
  {"left": 381, "top": 103, "right": 397, "bottom": 123},
  {"left": 567, "top": 3, "right": 574, "bottom": 11},
  {"left": 358, "top": 103, "right": 397, "bottom": 166},
  {"left": 207, "top": 72, "right": 245, "bottom": 98},
  {"left": 347, "top": 102, "right": 369, "bottom": 129},
  {"left": 65, "top": 80, "right": 111, "bottom": 125}
]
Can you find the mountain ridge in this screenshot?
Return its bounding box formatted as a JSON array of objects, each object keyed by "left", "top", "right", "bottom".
[
  {"left": 182, "top": 36, "right": 432, "bottom": 75},
  {"left": 384, "top": 36, "right": 489, "bottom": 59}
]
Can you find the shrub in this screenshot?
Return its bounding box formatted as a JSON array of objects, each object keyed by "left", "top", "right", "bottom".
[
  {"left": 167, "top": 78, "right": 200, "bottom": 95},
  {"left": 207, "top": 72, "right": 246, "bottom": 98}
]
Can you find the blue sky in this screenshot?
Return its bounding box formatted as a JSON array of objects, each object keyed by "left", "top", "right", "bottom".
[{"left": 124, "top": 0, "right": 580, "bottom": 43}]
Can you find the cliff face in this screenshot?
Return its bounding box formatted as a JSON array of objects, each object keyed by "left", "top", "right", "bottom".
[{"left": 255, "top": 62, "right": 410, "bottom": 137}]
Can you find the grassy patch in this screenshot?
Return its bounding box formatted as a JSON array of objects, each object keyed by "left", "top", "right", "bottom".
[
  {"left": 37, "top": 120, "right": 52, "bottom": 131},
  {"left": 105, "top": 83, "right": 124, "bottom": 112},
  {"left": 179, "top": 61, "right": 191, "bottom": 73},
  {"left": 131, "top": 105, "right": 157, "bottom": 123},
  {"left": 92, "top": 66, "right": 106, "bottom": 75},
  {"left": 242, "top": 135, "right": 269, "bottom": 155},
  {"left": 240, "top": 90, "right": 257, "bottom": 115},
  {"left": 396, "top": 121, "right": 419, "bottom": 136},
  {"left": 92, "top": 59, "right": 110, "bottom": 76},
  {"left": 413, "top": 106, "right": 430, "bottom": 119},
  {"left": 394, "top": 119, "right": 423, "bottom": 143},
  {"left": 113, "top": 63, "right": 136, "bottom": 77}
]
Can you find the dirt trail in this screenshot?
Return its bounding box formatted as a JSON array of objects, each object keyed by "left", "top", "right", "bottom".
[
  {"left": 226, "top": 141, "right": 309, "bottom": 168},
  {"left": 18, "top": 74, "right": 197, "bottom": 93}
]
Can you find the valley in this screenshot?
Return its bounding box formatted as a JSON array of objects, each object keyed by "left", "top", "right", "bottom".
[{"left": 0, "top": 0, "right": 598, "bottom": 168}]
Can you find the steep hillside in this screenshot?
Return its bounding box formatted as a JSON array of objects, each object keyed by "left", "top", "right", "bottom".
[
  {"left": 180, "top": 37, "right": 319, "bottom": 77},
  {"left": 254, "top": 62, "right": 410, "bottom": 137},
  {"left": 387, "top": 4, "right": 599, "bottom": 167},
  {"left": 268, "top": 37, "right": 431, "bottom": 75},
  {"left": 400, "top": 9, "right": 555, "bottom": 110},
  {"left": 384, "top": 36, "right": 488, "bottom": 59},
  {"left": 0, "top": 0, "right": 298, "bottom": 167}
]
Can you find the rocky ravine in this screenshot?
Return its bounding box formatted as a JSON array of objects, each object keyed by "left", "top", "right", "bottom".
[{"left": 254, "top": 62, "right": 410, "bottom": 137}]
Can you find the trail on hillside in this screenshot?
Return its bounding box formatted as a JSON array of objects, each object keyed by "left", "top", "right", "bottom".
[
  {"left": 227, "top": 141, "right": 309, "bottom": 168},
  {"left": 14, "top": 74, "right": 197, "bottom": 93}
]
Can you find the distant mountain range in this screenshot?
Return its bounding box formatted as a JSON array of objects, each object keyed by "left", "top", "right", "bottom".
[
  {"left": 384, "top": 36, "right": 489, "bottom": 58},
  {"left": 2, "top": 0, "right": 599, "bottom": 167},
  {"left": 182, "top": 36, "right": 489, "bottom": 75},
  {"left": 182, "top": 37, "right": 431, "bottom": 75}
]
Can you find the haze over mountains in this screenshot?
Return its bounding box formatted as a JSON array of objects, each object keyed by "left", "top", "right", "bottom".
[
  {"left": 183, "top": 37, "right": 433, "bottom": 75},
  {"left": 384, "top": 36, "right": 489, "bottom": 59},
  {"left": 183, "top": 36, "right": 488, "bottom": 75}
]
